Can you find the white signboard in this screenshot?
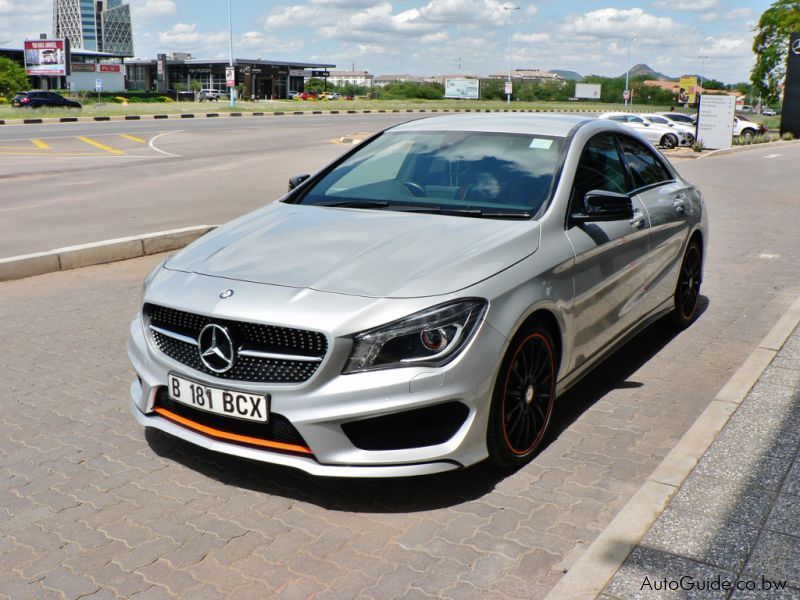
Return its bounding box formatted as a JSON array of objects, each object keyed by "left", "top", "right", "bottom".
[
  {"left": 444, "top": 78, "right": 479, "bottom": 99},
  {"left": 95, "top": 78, "right": 103, "bottom": 92},
  {"left": 575, "top": 83, "right": 601, "bottom": 99},
  {"left": 696, "top": 95, "right": 736, "bottom": 150},
  {"left": 504, "top": 81, "right": 513, "bottom": 95}
]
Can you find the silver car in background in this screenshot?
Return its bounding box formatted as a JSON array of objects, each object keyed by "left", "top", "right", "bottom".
[
  {"left": 598, "top": 112, "right": 689, "bottom": 148},
  {"left": 128, "top": 114, "right": 707, "bottom": 477},
  {"left": 643, "top": 113, "right": 696, "bottom": 144}
]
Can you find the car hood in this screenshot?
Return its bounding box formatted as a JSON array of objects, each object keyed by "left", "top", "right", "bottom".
[{"left": 166, "top": 202, "right": 540, "bottom": 298}]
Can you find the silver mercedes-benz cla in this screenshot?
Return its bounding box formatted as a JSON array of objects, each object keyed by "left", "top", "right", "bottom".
[{"left": 128, "top": 114, "right": 707, "bottom": 477}]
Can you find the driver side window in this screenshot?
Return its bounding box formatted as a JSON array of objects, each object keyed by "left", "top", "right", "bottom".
[{"left": 570, "top": 134, "right": 630, "bottom": 217}]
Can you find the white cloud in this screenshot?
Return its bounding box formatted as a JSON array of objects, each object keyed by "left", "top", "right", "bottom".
[
  {"left": 133, "top": 0, "right": 177, "bottom": 19},
  {"left": 513, "top": 32, "right": 549, "bottom": 43},
  {"left": 698, "top": 35, "right": 751, "bottom": 58},
  {"left": 568, "top": 8, "right": 682, "bottom": 40},
  {"left": 264, "top": 5, "right": 322, "bottom": 29},
  {"left": 652, "top": 0, "right": 717, "bottom": 10},
  {"left": 158, "top": 23, "right": 226, "bottom": 47},
  {"left": 700, "top": 12, "right": 718, "bottom": 22}
]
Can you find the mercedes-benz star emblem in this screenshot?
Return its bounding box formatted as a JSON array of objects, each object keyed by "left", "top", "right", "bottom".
[
  {"left": 198, "top": 324, "right": 235, "bottom": 373},
  {"left": 793, "top": 39, "right": 800, "bottom": 56},
  {"left": 219, "top": 289, "right": 234, "bottom": 299}
]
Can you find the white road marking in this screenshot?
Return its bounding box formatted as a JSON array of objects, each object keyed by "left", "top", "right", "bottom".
[
  {"left": 148, "top": 130, "right": 183, "bottom": 157},
  {"left": 763, "top": 154, "right": 782, "bottom": 159},
  {"left": 759, "top": 253, "right": 781, "bottom": 259}
]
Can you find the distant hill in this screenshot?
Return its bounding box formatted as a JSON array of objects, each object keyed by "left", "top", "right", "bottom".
[
  {"left": 625, "top": 63, "right": 674, "bottom": 81},
  {"left": 550, "top": 69, "right": 584, "bottom": 81}
]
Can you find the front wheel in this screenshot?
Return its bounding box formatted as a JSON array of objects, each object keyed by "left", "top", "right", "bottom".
[
  {"left": 661, "top": 134, "right": 678, "bottom": 149},
  {"left": 740, "top": 129, "right": 756, "bottom": 143},
  {"left": 671, "top": 239, "right": 703, "bottom": 329},
  {"left": 487, "top": 325, "right": 557, "bottom": 468}
]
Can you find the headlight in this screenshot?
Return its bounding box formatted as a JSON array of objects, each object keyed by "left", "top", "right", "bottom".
[
  {"left": 141, "top": 258, "right": 167, "bottom": 301},
  {"left": 343, "top": 298, "right": 488, "bottom": 373}
]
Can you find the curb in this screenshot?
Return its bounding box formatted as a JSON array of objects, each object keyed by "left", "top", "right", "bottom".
[
  {"left": 0, "top": 225, "right": 215, "bottom": 282},
  {"left": 0, "top": 107, "right": 668, "bottom": 126},
  {"left": 544, "top": 293, "right": 800, "bottom": 600},
  {"left": 699, "top": 138, "right": 800, "bottom": 159}
]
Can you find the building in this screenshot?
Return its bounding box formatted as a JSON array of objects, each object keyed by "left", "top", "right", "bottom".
[
  {"left": 125, "top": 57, "right": 336, "bottom": 99},
  {"left": 53, "top": 0, "right": 133, "bottom": 57},
  {"left": 325, "top": 70, "right": 374, "bottom": 88},
  {"left": 488, "top": 68, "right": 565, "bottom": 84},
  {"left": 373, "top": 74, "right": 424, "bottom": 88},
  {"left": 1, "top": 43, "right": 125, "bottom": 91}
]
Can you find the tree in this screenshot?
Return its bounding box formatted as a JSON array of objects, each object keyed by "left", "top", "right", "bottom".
[
  {"left": 189, "top": 78, "right": 201, "bottom": 101},
  {"left": 0, "top": 57, "right": 29, "bottom": 98},
  {"left": 751, "top": 0, "right": 800, "bottom": 105}
]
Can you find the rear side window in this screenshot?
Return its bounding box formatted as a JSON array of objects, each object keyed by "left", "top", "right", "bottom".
[{"left": 619, "top": 136, "right": 672, "bottom": 189}]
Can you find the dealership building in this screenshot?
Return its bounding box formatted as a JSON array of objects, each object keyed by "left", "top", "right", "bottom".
[{"left": 126, "top": 55, "right": 335, "bottom": 100}]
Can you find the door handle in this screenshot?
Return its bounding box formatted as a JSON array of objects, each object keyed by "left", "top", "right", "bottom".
[
  {"left": 674, "top": 196, "right": 687, "bottom": 213},
  {"left": 630, "top": 211, "right": 646, "bottom": 229}
]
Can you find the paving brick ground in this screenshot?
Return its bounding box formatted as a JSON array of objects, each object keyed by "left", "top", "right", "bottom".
[
  {"left": 602, "top": 325, "right": 800, "bottom": 599},
  {"left": 1, "top": 144, "right": 800, "bottom": 598}
]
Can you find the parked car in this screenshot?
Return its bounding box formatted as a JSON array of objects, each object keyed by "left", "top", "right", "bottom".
[
  {"left": 294, "top": 91, "right": 319, "bottom": 100},
  {"left": 12, "top": 90, "right": 81, "bottom": 109},
  {"left": 642, "top": 114, "right": 695, "bottom": 144},
  {"left": 598, "top": 112, "right": 689, "bottom": 148},
  {"left": 737, "top": 105, "right": 754, "bottom": 113},
  {"left": 761, "top": 108, "right": 777, "bottom": 117},
  {"left": 658, "top": 112, "right": 697, "bottom": 125},
  {"left": 733, "top": 116, "right": 768, "bottom": 142},
  {"left": 287, "top": 91, "right": 299, "bottom": 99},
  {"left": 198, "top": 89, "right": 224, "bottom": 101},
  {"left": 129, "top": 114, "right": 707, "bottom": 477}
]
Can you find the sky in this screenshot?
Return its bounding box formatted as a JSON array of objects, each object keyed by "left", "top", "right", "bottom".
[{"left": 0, "top": 0, "right": 775, "bottom": 83}]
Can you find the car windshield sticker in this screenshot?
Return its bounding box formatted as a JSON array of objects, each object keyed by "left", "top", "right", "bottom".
[{"left": 529, "top": 138, "right": 553, "bottom": 150}]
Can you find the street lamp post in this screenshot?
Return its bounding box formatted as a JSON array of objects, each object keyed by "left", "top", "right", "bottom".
[
  {"left": 624, "top": 37, "right": 635, "bottom": 108},
  {"left": 504, "top": 5, "right": 520, "bottom": 107},
  {"left": 228, "top": 0, "right": 235, "bottom": 108},
  {"left": 698, "top": 54, "right": 709, "bottom": 101}
]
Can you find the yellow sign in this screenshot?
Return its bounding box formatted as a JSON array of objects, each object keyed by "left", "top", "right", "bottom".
[{"left": 678, "top": 76, "right": 699, "bottom": 105}]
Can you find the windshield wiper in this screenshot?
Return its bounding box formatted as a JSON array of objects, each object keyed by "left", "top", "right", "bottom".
[{"left": 316, "top": 200, "right": 390, "bottom": 208}]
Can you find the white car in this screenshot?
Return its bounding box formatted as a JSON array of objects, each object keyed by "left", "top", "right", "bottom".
[
  {"left": 643, "top": 114, "right": 695, "bottom": 144},
  {"left": 733, "top": 116, "right": 767, "bottom": 142},
  {"left": 598, "top": 113, "right": 688, "bottom": 148}
]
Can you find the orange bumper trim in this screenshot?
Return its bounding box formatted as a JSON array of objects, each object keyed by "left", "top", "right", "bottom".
[{"left": 153, "top": 407, "right": 313, "bottom": 455}]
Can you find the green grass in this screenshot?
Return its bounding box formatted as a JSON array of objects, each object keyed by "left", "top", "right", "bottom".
[{"left": 0, "top": 98, "right": 687, "bottom": 120}]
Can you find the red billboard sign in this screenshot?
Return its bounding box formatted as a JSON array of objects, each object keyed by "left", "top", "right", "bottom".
[
  {"left": 99, "top": 64, "right": 121, "bottom": 72},
  {"left": 24, "top": 39, "right": 67, "bottom": 76}
]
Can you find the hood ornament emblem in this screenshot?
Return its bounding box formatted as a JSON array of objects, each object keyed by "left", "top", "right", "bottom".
[{"left": 219, "top": 289, "right": 234, "bottom": 299}]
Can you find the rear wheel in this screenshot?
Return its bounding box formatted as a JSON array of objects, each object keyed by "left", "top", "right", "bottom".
[
  {"left": 487, "top": 324, "right": 557, "bottom": 468},
  {"left": 671, "top": 239, "right": 702, "bottom": 329},
  {"left": 661, "top": 134, "right": 678, "bottom": 149}
]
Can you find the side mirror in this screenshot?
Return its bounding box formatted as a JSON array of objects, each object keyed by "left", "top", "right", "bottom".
[
  {"left": 288, "top": 174, "right": 311, "bottom": 191},
  {"left": 642, "top": 122, "right": 651, "bottom": 127},
  {"left": 573, "top": 191, "right": 634, "bottom": 223}
]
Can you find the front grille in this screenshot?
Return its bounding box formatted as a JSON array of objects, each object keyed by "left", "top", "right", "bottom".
[
  {"left": 154, "top": 389, "right": 310, "bottom": 453},
  {"left": 341, "top": 402, "right": 470, "bottom": 451},
  {"left": 144, "top": 304, "right": 327, "bottom": 384}
]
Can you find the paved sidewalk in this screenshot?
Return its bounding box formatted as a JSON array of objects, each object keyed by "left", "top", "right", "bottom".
[{"left": 602, "top": 325, "right": 800, "bottom": 598}]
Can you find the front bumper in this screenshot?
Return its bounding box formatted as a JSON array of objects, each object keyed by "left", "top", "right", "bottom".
[{"left": 127, "top": 305, "right": 507, "bottom": 477}]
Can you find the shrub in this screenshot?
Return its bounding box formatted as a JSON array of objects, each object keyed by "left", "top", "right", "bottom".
[
  {"left": 692, "top": 139, "right": 706, "bottom": 153},
  {"left": 113, "top": 96, "right": 128, "bottom": 104},
  {"left": 0, "top": 96, "right": 7, "bottom": 104},
  {"left": 156, "top": 96, "right": 174, "bottom": 103},
  {"left": 781, "top": 132, "right": 795, "bottom": 141}
]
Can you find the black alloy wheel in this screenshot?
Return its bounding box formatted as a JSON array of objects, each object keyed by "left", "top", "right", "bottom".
[
  {"left": 661, "top": 134, "right": 678, "bottom": 149},
  {"left": 671, "top": 239, "right": 702, "bottom": 329},
  {"left": 488, "top": 325, "right": 556, "bottom": 467}
]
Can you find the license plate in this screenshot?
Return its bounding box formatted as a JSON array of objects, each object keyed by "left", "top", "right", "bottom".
[{"left": 167, "top": 374, "right": 270, "bottom": 423}]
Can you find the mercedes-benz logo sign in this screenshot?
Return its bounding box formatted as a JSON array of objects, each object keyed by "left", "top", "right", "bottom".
[
  {"left": 219, "top": 289, "right": 234, "bottom": 299},
  {"left": 198, "top": 324, "right": 235, "bottom": 373},
  {"left": 793, "top": 39, "right": 800, "bottom": 56}
]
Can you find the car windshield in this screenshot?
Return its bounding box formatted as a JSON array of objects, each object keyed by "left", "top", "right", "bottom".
[{"left": 296, "top": 130, "right": 565, "bottom": 218}]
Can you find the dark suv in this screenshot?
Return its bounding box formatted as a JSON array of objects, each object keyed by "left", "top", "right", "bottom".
[{"left": 12, "top": 91, "right": 82, "bottom": 109}]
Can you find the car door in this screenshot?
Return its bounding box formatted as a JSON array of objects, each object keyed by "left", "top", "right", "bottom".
[
  {"left": 564, "top": 133, "right": 652, "bottom": 369},
  {"left": 617, "top": 134, "right": 692, "bottom": 308}
]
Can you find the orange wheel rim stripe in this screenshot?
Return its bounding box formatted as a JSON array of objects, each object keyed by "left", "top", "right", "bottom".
[{"left": 153, "top": 407, "right": 313, "bottom": 455}]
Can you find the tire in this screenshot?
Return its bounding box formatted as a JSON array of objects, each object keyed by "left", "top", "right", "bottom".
[
  {"left": 740, "top": 129, "right": 756, "bottom": 143},
  {"left": 670, "top": 238, "right": 703, "bottom": 329},
  {"left": 661, "top": 134, "right": 678, "bottom": 149},
  {"left": 487, "top": 324, "right": 557, "bottom": 468}
]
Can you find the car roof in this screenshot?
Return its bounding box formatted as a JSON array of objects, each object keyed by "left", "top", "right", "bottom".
[{"left": 390, "top": 114, "right": 592, "bottom": 137}]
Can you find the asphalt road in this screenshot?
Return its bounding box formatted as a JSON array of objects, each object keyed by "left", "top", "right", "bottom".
[
  {"left": 0, "top": 114, "right": 415, "bottom": 258},
  {"left": 2, "top": 141, "right": 799, "bottom": 597}
]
